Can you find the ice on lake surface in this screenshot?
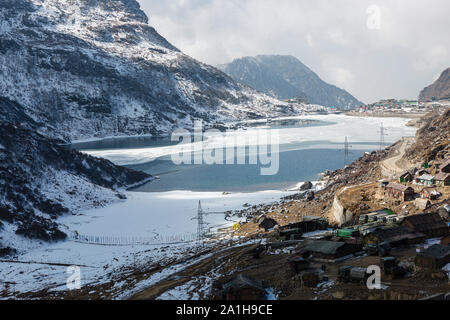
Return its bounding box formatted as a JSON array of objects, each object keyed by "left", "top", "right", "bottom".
[
  {"left": 1, "top": 115, "right": 417, "bottom": 297},
  {"left": 80, "top": 115, "right": 416, "bottom": 192}
]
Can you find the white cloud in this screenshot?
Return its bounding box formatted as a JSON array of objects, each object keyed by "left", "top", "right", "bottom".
[
  {"left": 138, "top": 0, "right": 450, "bottom": 103},
  {"left": 414, "top": 45, "right": 448, "bottom": 72},
  {"left": 330, "top": 67, "right": 355, "bottom": 89},
  {"left": 306, "top": 33, "right": 315, "bottom": 48}
]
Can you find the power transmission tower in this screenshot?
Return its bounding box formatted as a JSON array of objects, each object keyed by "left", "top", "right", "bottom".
[
  {"left": 191, "top": 201, "right": 225, "bottom": 250},
  {"left": 344, "top": 136, "right": 352, "bottom": 166},
  {"left": 379, "top": 122, "right": 387, "bottom": 151},
  {"left": 193, "top": 200, "right": 207, "bottom": 249}
]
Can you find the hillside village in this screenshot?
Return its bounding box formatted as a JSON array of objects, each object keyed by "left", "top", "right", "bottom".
[
  {"left": 352, "top": 99, "right": 450, "bottom": 117},
  {"left": 197, "top": 109, "right": 450, "bottom": 300},
  {"left": 18, "top": 109, "right": 447, "bottom": 301},
  {"left": 0, "top": 0, "right": 448, "bottom": 303}
]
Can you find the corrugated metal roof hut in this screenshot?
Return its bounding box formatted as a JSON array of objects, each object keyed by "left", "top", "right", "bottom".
[
  {"left": 221, "top": 275, "right": 267, "bottom": 300},
  {"left": 386, "top": 183, "right": 414, "bottom": 201},
  {"left": 415, "top": 244, "right": 450, "bottom": 270},
  {"left": 258, "top": 218, "right": 278, "bottom": 232},
  {"left": 302, "top": 240, "right": 362, "bottom": 260},
  {"left": 416, "top": 174, "right": 435, "bottom": 186},
  {"left": 440, "top": 159, "right": 450, "bottom": 173},
  {"left": 435, "top": 172, "right": 450, "bottom": 187},
  {"left": 401, "top": 213, "right": 450, "bottom": 238},
  {"left": 415, "top": 198, "right": 432, "bottom": 210},
  {"left": 363, "top": 226, "right": 425, "bottom": 247}
]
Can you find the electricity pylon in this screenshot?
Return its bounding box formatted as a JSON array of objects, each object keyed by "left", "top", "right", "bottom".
[
  {"left": 379, "top": 122, "right": 388, "bottom": 151},
  {"left": 344, "top": 136, "right": 352, "bottom": 166}
]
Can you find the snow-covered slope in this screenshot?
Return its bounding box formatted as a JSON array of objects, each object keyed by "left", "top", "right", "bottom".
[
  {"left": 0, "top": 0, "right": 316, "bottom": 142},
  {"left": 0, "top": 123, "right": 151, "bottom": 254},
  {"left": 218, "top": 55, "right": 364, "bottom": 110}
]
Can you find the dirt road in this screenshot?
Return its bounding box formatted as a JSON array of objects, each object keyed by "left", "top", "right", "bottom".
[{"left": 381, "top": 137, "right": 415, "bottom": 178}]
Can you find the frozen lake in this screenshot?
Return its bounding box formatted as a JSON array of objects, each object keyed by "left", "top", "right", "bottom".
[{"left": 78, "top": 115, "right": 417, "bottom": 192}]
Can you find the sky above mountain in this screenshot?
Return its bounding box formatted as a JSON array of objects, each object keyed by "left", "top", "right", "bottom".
[{"left": 138, "top": 0, "right": 449, "bottom": 104}]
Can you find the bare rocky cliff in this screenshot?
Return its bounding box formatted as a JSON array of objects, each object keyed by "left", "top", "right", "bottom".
[{"left": 419, "top": 68, "right": 450, "bottom": 102}]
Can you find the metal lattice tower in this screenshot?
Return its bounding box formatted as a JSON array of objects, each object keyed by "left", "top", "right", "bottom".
[
  {"left": 191, "top": 201, "right": 226, "bottom": 250},
  {"left": 379, "top": 122, "right": 387, "bottom": 151},
  {"left": 194, "top": 200, "right": 206, "bottom": 247},
  {"left": 344, "top": 136, "right": 352, "bottom": 166}
]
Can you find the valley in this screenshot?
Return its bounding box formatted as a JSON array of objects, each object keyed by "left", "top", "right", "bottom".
[{"left": 0, "top": 0, "right": 448, "bottom": 303}]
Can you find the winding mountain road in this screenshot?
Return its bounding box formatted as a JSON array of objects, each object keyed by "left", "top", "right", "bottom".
[{"left": 381, "top": 137, "right": 415, "bottom": 178}]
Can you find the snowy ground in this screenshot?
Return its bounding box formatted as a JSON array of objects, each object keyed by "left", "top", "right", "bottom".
[
  {"left": 0, "top": 115, "right": 418, "bottom": 299},
  {"left": 0, "top": 190, "right": 294, "bottom": 299},
  {"left": 60, "top": 190, "right": 295, "bottom": 238}
]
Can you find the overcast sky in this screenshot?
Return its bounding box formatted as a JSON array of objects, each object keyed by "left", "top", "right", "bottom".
[{"left": 138, "top": 0, "right": 449, "bottom": 103}]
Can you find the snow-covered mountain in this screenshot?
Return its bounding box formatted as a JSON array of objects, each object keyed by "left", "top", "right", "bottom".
[
  {"left": 0, "top": 123, "right": 151, "bottom": 254},
  {"left": 218, "top": 55, "right": 364, "bottom": 110},
  {"left": 0, "top": 0, "right": 318, "bottom": 142}
]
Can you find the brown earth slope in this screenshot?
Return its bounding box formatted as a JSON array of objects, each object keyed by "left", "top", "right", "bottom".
[
  {"left": 404, "top": 108, "right": 450, "bottom": 163},
  {"left": 419, "top": 68, "right": 450, "bottom": 102}
]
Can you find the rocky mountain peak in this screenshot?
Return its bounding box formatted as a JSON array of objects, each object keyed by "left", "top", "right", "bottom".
[
  {"left": 218, "top": 54, "right": 363, "bottom": 109},
  {"left": 419, "top": 68, "right": 450, "bottom": 102}
]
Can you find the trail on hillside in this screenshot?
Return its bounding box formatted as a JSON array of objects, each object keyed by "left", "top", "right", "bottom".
[{"left": 381, "top": 137, "right": 415, "bottom": 178}]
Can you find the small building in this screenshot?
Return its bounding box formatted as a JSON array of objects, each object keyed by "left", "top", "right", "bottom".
[
  {"left": 386, "top": 183, "right": 415, "bottom": 201},
  {"left": 415, "top": 244, "right": 450, "bottom": 270},
  {"left": 380, "top": 181, "right": 390, "bottom": 189},
  {"left": 415, "top": 198, "right": 432, "bottom": 210},
  {"left": 258, "top": 218, "right": 278, "bottom": 232},
  {"left": 302, "top": 240, "right": 362, "bottom": 261},
  {"left": 401, "top": 213, "right": 450, "bottom": 238},
  {"left": 219, "top": 275, "right": 267, "bottom": 300},
  {"left": 437, "top": 206, "right": 450, "bottom": 222},
  {"left": 279, "top": 228, "right": 302, "bottom": 240},
  {"left": 336, "top": 228, "right": 360, "bottom": 239},
  {"left": 432, "top": 160, "right": 444, "bottom": 171},
  {"left": 363, "top": 226, "right": 425, "bottom": 248},
  {"left": 421, "top": 188, "right": 441, "bottom": 200},
  {"left": 416, "top": 169, "right": 429, "bottom": 177},
  {"left": 399, "top": 171, "right": 413, "bottom": 183},
  {"left": 435, "top": 172, "right": 450, "bottom": 187},
  {"left": 416, "top": 174, "right": 435, "bottom": 186},
  {"left": 440, "top": 159, "right": 450, "bottom": 173},
  {"left": 289, "top": 256, "right": 311, "bottom": 274},
  {"left": 279, "top": 217, "right": 328, "bottom": 234},
  {"left": 360, "top": 209, "right": 394, "bottom": 224},
  {"left": 298, "top": 269, "right": 322, "bottom": 287}
]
